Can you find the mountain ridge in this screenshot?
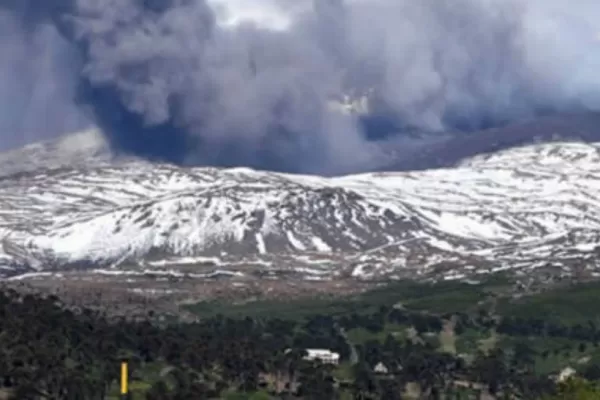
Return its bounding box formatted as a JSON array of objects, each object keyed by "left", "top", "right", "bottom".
[{"left": 2, "top": 124, "right": 600, "bottom": 282}]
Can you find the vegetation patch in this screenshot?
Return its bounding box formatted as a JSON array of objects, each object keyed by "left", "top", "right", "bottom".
[
  {"left": 496, "top": 280, "right": 600, "bottom": 325},
  {"left": 4, "top": 273, "right": 600, "bottom": 399},
  {"left": 186, "top": 276, "right": 512, "bottom": 320}
]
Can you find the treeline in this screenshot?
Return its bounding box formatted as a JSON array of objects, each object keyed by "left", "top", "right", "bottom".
[{"left": 0, "top": 289, "right": 597, "bottom": 399}]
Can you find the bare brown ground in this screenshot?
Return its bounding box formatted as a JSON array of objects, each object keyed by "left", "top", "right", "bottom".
[{"left": 1, "top": 272, "right": 376, "bottom": 321}]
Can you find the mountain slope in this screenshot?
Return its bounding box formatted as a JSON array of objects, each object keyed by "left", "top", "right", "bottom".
[
  {"left": 2, "top": 130, "right": 600, "bottom": 281},
  {"left": 380, "top": 112, "right": 600, "bottom": 171}
]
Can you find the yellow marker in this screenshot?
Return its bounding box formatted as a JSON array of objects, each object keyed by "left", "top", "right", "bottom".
[{"left": 121, "top": 361, "right": 128, "bottom": 396}]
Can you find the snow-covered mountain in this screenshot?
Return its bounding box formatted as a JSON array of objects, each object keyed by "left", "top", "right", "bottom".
[{"left": 2, "top": 126, "right": 600, "bottom": 281}]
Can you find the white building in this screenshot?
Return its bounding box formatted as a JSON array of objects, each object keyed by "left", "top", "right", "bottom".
[
  {"left": 373, "top": 362, "right": 389, "bottom": 374},
  {"left": 303, "top": 349, "right": 340, "bottom": 365},
  {"left": 556, "top": 367, "right": 576, "bottom": 382}
]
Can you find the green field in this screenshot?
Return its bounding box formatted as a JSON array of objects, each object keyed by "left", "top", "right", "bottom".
[
  {"left": 185, "top": 275, "right": 512, "bottom": 320},
  {"left": 184, "top": 274, "right": 600, "bottom": 379},
  {"left": 7, "top": 271, "right": 600, "bottom": 399},
  {"left": 496, "top": 280, "right": 600, "bottom": 325},
  {"left": 102, "top": 275, "right": 600, "bottom": 398}
]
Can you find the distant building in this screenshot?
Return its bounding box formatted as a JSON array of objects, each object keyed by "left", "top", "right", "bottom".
[
  {"left": 373, "top": 362, "right": 389, "bottom": 374},
  {"left": 303, "top": 349, "right": 340, "bottom": 365},
  {"left": 556, "top": 367, "right": 576, "bottom": 382}
]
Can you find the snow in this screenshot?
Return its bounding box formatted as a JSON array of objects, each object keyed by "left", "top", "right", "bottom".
[
  {"left": 311, "top": 237, "right": 331, "bottom": 252},
  {"left": 292, "top": 267, "right": 330, "bottom": 275},
  {"left": 2, "top": 136, "right": 600, "bottom": 276},
  {"left": 7, "top": 272, "right": 53, "bottom": 281},
  {"left": 286, "top": 231, "right": 306, "bottom": 251},
  {"left": 576, "top": 243, "right": 597, "bottom": 252},
  {"left": 427, "top": 237, "right": 458, "bottom": 252},
  {"left": 255, "top": 233, "right": 266, "bottom": 254},
  {"left": 351, "top": 264, "right": 370, "bottom": 278},
  {"left": 434, "top": 212, "right": 509, "bottom": 241},
  {"left": 147, "top": 256, "right": 224, "bottom": 267}
]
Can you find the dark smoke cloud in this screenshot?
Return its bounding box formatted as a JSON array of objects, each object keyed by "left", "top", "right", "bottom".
[
  {"left": 0, "top": 3, "right": 87, "bottom": 150},
  {"left": 2, "top": 0, "right": 600, "bottom": 173}
]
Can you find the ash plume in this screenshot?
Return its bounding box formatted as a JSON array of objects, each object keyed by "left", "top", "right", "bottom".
[
  {"left": 1, "top": 0, "right": 600, "bottom": 173},
  {"left": 0, "top": 1, "right": 87, "bottom": 149}
]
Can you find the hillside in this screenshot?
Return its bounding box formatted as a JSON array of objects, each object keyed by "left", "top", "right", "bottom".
[{"left": 1, "top": 124, "right": 600, "bottom": 286}]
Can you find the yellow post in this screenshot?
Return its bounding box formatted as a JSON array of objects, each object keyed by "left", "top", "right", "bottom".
[{"left": 120, "top": 361, "right": 128, "bottom": 398}]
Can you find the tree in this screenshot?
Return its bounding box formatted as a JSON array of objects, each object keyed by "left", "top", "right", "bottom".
[
  {"left": 297, "top": 363, "right": 336, "bottom": 400},
  {"left": 352, "top": 361, "right": 380, "bottom": 399},
  {"left": 582, "top": 363, "right": 600, "bottom": 381},
  {"left": 542, "top": 377, "right": 600, "bottom": 400}
]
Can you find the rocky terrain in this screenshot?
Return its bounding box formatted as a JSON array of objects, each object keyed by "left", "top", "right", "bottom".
[{"left": 2, "top": 115, "right": 600, "bottom": 295}]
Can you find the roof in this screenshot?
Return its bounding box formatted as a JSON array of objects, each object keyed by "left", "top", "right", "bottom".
[{"left": 305, "top": 349, "right": 340, "bottom": 358}]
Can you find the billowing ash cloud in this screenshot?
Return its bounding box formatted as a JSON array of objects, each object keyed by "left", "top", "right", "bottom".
[
  {"left": 0, "top": 2, "right": 87, "bottom": 150},
  {"left": 2, "top": 0, "right": 600, "bottom": 173}
]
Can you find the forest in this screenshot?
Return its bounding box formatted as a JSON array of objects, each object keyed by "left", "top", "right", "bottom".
[{"left": 2, "top": 277, "right": 600, "bottom": 399}]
